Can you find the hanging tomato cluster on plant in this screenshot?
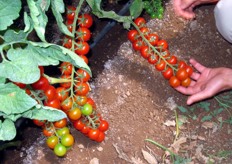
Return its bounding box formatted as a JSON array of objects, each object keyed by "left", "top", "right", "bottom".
[
  {"left": 22, "top": 6, "right": 110, "bottom": 157},
  {"left": 128, "top": 17, "right": 193, "bottom": 88}
]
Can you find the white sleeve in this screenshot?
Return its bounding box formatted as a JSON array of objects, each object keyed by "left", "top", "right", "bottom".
[{"left": 214, "top": 0, "right": 232, "bottom": 43}]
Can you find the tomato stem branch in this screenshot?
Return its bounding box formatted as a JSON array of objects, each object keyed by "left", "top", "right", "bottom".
[{"left": 131, "top": 21, "right": 177, "bottom": 72}]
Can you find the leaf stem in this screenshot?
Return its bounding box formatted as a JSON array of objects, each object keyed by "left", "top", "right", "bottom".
[{"left": 44, "top": 74, "right": 71, "bottom": 84}]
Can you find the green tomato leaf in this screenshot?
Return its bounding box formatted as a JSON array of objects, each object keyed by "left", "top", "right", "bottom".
[
  {"left": 129, "top": 0, "right": 144, "bottom": 19},
  {"left": 3, "top": 30, "right": 27, "bottom": 43},
  {"left": 0, "top": 77, "right": 6, "bottom": 84},
  {"left": 0, "top": 0, "right": 21, "bottom": 31},
  {"left": 30, "top": 42, "right": 92, "bottom": 76},
  {"left": 0, "top": 83, "right": 37, "bottom": 115},
  {"left": 197, "top": 102, "right": 210, "bottom": 112},
  {"left": 23, "top": 104, "right": 67, "bottom": 122},
  {"left": 0, "top": 119, "right": 16, "bottom": 141},
  {"left": 201, "top": 115, "right": 213, "bottom": 122},
  {"left": 24, "top": 12, "right": 34, "bottom": 34},
  {"left": 86, "top": 0, "right": 132, "bottom": 24},
  {"left": 0, "top": 48, "right": 40, "bottom": 84},
  {"left": 50, "top": 0, "right": 73, "bottom": 37},
  {"left": 27, "top": 0, "right": 49, "bottom": 42}
]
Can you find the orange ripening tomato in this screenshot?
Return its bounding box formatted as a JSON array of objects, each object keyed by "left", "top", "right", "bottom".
[{"left": 169, "top": 76, "right": 180, "bottom": 88}]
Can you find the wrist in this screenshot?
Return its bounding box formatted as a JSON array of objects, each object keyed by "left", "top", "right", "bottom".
[{"left": 222, "top": 68, "right": 232, "bottom": 90}]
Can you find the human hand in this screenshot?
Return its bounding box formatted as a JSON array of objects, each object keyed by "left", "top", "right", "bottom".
[
  {"left": 173, "top": 0, "right": 218, "bottom": 19},
  {"left": 175, "top": 59, "right": 232, "bottom": 105}
]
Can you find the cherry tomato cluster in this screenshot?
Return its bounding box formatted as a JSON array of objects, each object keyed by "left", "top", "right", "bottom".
[
  {"left": 13, "top": 6, "right": 109, "bottom": 157},
  {"left": 63, "top": 6, "right": 93, "bottom": 60},
  {"left": 128, "top": 17, "right": 193, "bottom": 88}
]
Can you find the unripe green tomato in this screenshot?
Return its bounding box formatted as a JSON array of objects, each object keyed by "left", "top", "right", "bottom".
[
  {"left": 56, "top": 127, "right": 70, "bottom": 137},
  {"left": 54, "top": 143, "right": 67, "bottom": 157},
  {"left": 61, "top": 133, "right": 74, "bottom": 147},
  {"left": 81, "top": 103, "right": 93, "bottom": 116}
]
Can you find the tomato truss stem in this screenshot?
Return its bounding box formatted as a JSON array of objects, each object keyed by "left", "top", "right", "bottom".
[{"left": 131, "top": 21, "right": 177, "bottom": 72}]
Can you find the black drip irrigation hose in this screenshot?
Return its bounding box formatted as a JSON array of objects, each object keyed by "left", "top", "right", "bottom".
[{"left": 90, "top": 0, "right": 134, "bottom": 48}]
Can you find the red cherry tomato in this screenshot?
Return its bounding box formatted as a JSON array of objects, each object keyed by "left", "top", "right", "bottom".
[
  {"left": 128, "top": 30, "right": 139, "bottom": 43},
  {"left": 98, "top": 120, "right": 109, "bottom": 132},
  {"left": 148, "top": 54, "right": 159, "bottom": 64},
  {"left": 162, "top": 67, "right": 173, "bottom": 80},
  {"left": 66, "top": 6, "right": 76, "bottom": 21},
  {"left": 146, "top": 33, "right": 159, "bottom": 46},
  {"left": 176, "top": 68, "right": 188, "bottom": 81},
  {"left": 76, "top": 27, "right": 91, "bottom": 42},
  {"left": 96, "top": 131, "right": 105, "bottom": 142},
  {"left": 75, "top": 82, "right": 90, "bottom": 96},
  {"left": 181, "top": 77, "right": 191, "bottom": 87},
  {"left": 157, "top": 40, "right": 168, "bottom": 51},
  {"left": 73, "top": 120, "right": 85, "bottom": 131},
  {"left": 56, "top": 87, "right": 69, "bottom": 102},
  {"left": 134, "top": 17, "right": 146, "bottom": 28},
  {"left": 44, "top": 98, "right": 61, "bottom": 109},
  {"left": 44, "top": 85, "right": 56, "bottom": 101},
  {"left": 31, "top": 76, "right": 49, "bottom": 91},
  {"left": 75, "top": 41, "right": 90, "bottom": 55},
  {"left": 169, "top": 76, "right": 181, "bottom": 88},
  {"left": 78, "top": 14, "right": 93, "bottom": 28},
  {"left": 88, "top": 129, "right": 100, "bottom": 140},
  {"left": 140, "top": 46, "right": 151, "bottom": 59},
  {"left": 155, "top": 60, "right": 166, "bottom": 71},
  {"left": 76, "top": 69, "right": 91, "bottom": 82},
  {"left": 60, "top": 62, "right": 73, "bottom": 75}
]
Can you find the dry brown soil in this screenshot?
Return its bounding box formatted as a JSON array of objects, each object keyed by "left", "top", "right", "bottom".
[{"left": 1, "top": 1, "right": 232, "bottom": 164}]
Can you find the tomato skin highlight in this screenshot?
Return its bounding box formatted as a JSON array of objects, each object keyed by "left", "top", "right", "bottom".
[
  {"left": 53, "top": 118, "right": 67, "bottom": 128},
  {"left": 88, "top": 129, "right": 100, "bottom": 140},
  {"left": 157, "top": 40, "right": 168, "bottom": 50},
  {"left": 169, "top": 76, "right": 181, "bottom": 88},
  {"left": 148, "top": 54, "right": 159, "bottom": 64},
  {"left": 146, "top": 33, "right": 159, "bottom": 46},
  {"left": 75, "top": 82, "right": 90, "bottom": 96},
  {"left": 46, "top": 135, "right": 59, "bottom": 149},
  {"left": 75, "top": 41, "right": 90, "bottom": 56},
  {"left": 134, "top": 17, "right": 146, "bottom": 27},
  {"left": 128, "top": 30, "right": 139, "bottom": 42},
  {"left": 66, "top": 6, "right": 76, "bottom": 21},
  {"left": 76, "top": 69, "right": 91, "bottom": 82},
  {"left": 61, "top": 134, "right": 74, "bottom": 147},
  {"left": 44, "top": 85, "right": 56, "bottom": 101},
  {"left": 181, "top": 77, "right": 191, "bottom": 87},
  {"left": 155, "top": 60, "right": 166, "bottom": 71},
  {"left": 140, "top": 46, "right": 151, "bottom": 59},
  {"left": 176, "top": 68, "right": 188, "bottom": 81},
  {"left": 96, "top": 131, "right": 105, "bottom": 142},
  {"left": 31, "top": 76, "right": 50, "bottom": 91},
  {"left": 54, "top": 143, "right": 67, "bottom": 157},
  {"left": 162, "top": 67, "right": 173, "bottom": 80},
  {"left": 76, "top": 27, "right": 91, "bottom": 42},
  {"left": 56, "top": 87, "right": 69, "bottom": 102},
  {"left": 82, "top": 103, "right": 93, "bottom": 116},
  {"left": 78, "top": 14, "right": 93, "bottom": 28},
  {"left": 98, "top": 120, "right": 109, "bottom": 132},
  {"left": 73, "top": 120, "right": 85, "bottom": 131},
  {"left": 44, "top": 98, "right": 61, "bottom": 109},
  {"left": 68, "top": 107, "right": 82, "bottom": 121},
  {"left": 60, "top": 62, "right": 73, "bottom": 75}
]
